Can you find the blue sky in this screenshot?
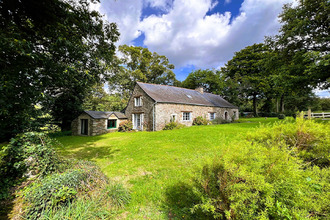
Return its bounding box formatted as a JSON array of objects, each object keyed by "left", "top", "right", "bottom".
[{"left": 92, "top": 0, "right": 329, "bottom": 97}]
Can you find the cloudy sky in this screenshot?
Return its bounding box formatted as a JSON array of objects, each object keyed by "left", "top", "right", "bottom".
[{"left": 92, "top": 0, "right": 297, "bottom": 81}]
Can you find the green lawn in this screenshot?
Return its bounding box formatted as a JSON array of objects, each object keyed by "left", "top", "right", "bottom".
[{"left": 56, "top": 118, "right": 279, "bottom": 219}]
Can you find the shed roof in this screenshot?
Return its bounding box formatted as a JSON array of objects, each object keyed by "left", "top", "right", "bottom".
[
  {"left": 84, "top": 111, "right": 127, "bottom": 119},
  {"left": 137, "top": 82, "right": 237, "bottom": 108}
]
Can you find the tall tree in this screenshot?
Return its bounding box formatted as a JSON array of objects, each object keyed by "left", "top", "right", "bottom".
[
  {"left": 275, "top": 0, "right": 329, "bottom": 89},
  {"left": 222, "top": 43, "right": 271, "bottom": 116},
  {"left": 0, "top": 0, "right": 119, "bottom": 140},
  {"left": 182, "top": 69, "right": 224, "bottom": 94},
  {"left": 109, "top": 45, "right": 179, "bottom": 96}
]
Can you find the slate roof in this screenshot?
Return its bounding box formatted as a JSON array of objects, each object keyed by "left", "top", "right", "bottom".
[
  {"left": 137, "top": 82, "right": 237, "bottom": 108},
  {"left": 84, "top": 111, "right": 127, "bottom": 119}
]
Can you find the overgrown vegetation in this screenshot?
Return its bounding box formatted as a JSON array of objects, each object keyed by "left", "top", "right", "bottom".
[
  {"left": 163, "top": 122, "right": 186, "bottom": 130},
  {"left": 0, "top": 132, "right": 130, "bottom": 219},
  {"left": 247, "top": 117, "right": 330, "bottom": 167},
  {"left": 118, "top": 120, "right": 133, "bottom": 132},
  {"left": 19, "top": 160, "right": 130, "bottom": 219},
  {"left": 189, "top": 118, "right": 330, "bottom": 219},
  {"left": 0, "top": 132, "right": 62, "bottom": 200},
  {"left": 193, "top": 116, "right": 210, "bottom": 126}
]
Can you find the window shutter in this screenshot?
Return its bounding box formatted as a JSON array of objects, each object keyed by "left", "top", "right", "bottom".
[
  {"left": 132, "top": 114, "right": 135, "bottom": 129},
  {"left": 141, "top": 114, "right": 144, "bottom": 130}
]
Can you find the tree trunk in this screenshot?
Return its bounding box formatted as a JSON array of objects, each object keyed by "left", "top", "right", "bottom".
[
  {"left": 280, "top": 95, "right": 285, "bottom": 113},
  {"left": 253, "top": 94, "right": 258, "bottom": 117},
  {"left": 276, "top": 98, "right": 279, "bottom": 113}
]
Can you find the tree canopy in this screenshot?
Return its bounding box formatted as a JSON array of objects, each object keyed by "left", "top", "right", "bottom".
[
  {"left": 108, "top": 45, "right": 179, "bottom": 96},
  {"left": 0, "top": 0, "right": 119, "bottom": 140},
  {"left": 181, "top": 69, "right": 224, "bottom": 94},
  {"left": 222, "top": 43, "right": 271, "bottom": 116}
]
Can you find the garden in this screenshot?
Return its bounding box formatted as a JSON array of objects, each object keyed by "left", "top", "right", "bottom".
[{"left": 1, "top": 117, "right": 329, "bottom": 219}]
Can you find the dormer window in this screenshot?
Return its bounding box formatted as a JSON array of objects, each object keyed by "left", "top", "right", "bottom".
[{"left": 134, "top": 96, "right": 142, "bottom": 106}]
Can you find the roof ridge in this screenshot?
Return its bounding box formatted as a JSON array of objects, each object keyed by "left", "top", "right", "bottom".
[{"left": 137, "top": 81, "right": 203, "bottom": 93}]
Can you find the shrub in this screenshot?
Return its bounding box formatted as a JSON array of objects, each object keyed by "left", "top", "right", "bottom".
[
  {"left": 278, "top": 114, "right": 286, "bottom": 119},
  {"left": 193, "top": 116, "right": 210, "bottom": 125},
  {"left": 21, "top": 161, "right": 109, "bottom": 219},
  {"left": 190, "top": 140, "right": 330, "bottom": 219},
  {"left": 0, "top": 132, "right": 62, "bottom": 200},
  {"left": 246, "top": 118, "right": 330, "bottom": 167},
  {"left": 212, "top": 117, "right": 229, "bottom": 125},
  {"left": 118, "top": 120, "right": 133, "bottom": 132},
  {"left": 163, "top": 122, "right": 185, "bottom": 130}
]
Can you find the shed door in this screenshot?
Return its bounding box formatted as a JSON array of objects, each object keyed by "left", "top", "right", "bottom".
[{"left": 81, "top": 119, "right": 88, "bottom": 135}]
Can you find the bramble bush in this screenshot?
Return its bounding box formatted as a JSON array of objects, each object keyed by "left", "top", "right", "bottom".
[
  {"left": 189, "top": 118, "right": 330, "bottom": 219},
  {"left": 0, "top": 132, "right": 63, "bottom": 199},
  {"left": 193, "top": 116, "right": 210, "bottom": 125},
  {"left": 118, "top": 120, "right": 133, "bottom": 132}
]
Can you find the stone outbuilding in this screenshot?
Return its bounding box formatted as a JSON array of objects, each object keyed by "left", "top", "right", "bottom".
[
  {"left": 125, "top": 82, "right": 239, "bottom": 131},
  {"left": 71, "top": 111, "right": 127, "bottom": 136}
]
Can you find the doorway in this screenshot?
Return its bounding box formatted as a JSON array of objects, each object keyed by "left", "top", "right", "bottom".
[
  {"left": 224, "top": 112, "right": 228, "bottom": 120},
  {"left": 133, "top": 114, "right": 142, "bottom": 130},
  {"left": 81, "top": 119, "right": 88, "bottom": 135}
]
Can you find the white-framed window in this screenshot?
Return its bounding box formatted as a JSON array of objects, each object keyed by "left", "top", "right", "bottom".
[
  {"left": 182, "top": 112, "right": 191, "bottom": 121},
  {"left": 209, "top": 112, "right": 216, "bottom": 120},
  {"left": 134, "top": 96, "right": 142, "bottom": 106}
]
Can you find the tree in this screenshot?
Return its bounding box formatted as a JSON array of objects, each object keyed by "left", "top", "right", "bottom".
[
  {"left": 275, "top": 0, "right": 329, "bottom": 89},
  {"left": 222, "top": 44, "right": 271, "bottom": 116},
  {"left": 0, "top": 0, "right": 119, "bottom": 140},
  {"left": 108, "top": 45, "right": 179, "bottom": 96},
  {"left": 82, "top": 84, "right": 127, "bottom": 112},
  {"left": 181, "top": 69, "right": 224, "bottom": 94}
]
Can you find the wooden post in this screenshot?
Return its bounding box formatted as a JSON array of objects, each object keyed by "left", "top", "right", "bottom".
[
  {"left": 308, "top": 108, "right": 311, "bottom": 120},
  {"left": 322, "top": 112, "right": 324, "bottom": 118}
]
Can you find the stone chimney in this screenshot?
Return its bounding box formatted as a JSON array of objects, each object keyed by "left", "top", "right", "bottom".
[{"left": 195, "top": 87, "right": 204, "bottom": 94}]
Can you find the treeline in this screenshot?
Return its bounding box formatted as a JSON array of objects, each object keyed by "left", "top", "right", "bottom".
[
  {"left": 1, "top": 0, "right": 329, "bottom": 141},
  {"left": 182, "top": 0, "right": 329, "bottom": 116}
]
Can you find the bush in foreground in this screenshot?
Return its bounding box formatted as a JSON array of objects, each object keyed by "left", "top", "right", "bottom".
[
  {"left": 191, "top": 141, "right": 329, "bottom": 219},
  {"left": 19, "top": 161, "right": 130, "bottom": 219},
  {"left": 189, "top": 119, "right": 330, "bottom": 219},
  {"left": 247, "top": 118, "right": 330, "bottom": 167},
  {"left": 0, "top": 132, "right": 63, "bottom": 200}
]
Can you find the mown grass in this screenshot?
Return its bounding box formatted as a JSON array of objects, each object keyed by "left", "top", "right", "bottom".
[{"left": 55, "top": 117, "right": 280, "bottom": 219}]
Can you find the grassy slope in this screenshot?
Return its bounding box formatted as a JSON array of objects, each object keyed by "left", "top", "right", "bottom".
[{"left": 56, "top": 118, "right": 279, "bottom": 219}]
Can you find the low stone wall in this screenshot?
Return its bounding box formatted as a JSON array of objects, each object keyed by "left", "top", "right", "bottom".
[{"left": 155, "top": 103, "right": 239, "bottom": 131}]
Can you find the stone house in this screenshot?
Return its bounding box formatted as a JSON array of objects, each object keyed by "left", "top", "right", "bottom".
[
  {"left": 71, "top": 111, "right": 127, "bottom": 136},
  {"left": 72, "top": 82, "right": 238, "bottom": 135},
  {"left": 125, "top": 82, "right": 239, "bottom": 131}
]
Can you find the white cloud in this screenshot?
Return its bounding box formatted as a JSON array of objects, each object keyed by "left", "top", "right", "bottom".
[
  {"left": 96, "top": 0, "right": 294, "bottom": 70},
  {"left": 96, "top": 0, "right": 143, "bottom": 45}
]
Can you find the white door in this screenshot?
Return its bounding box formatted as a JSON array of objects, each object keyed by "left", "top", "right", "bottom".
[{"left": 133, "top": 114, "right": 143, "bottom": 130}]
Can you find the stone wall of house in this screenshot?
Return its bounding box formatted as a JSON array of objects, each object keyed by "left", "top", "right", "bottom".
[
  {"left": 71, "top": 113, "right": 93, "bottom": 136},
  {"left": 154, "top": 103, "right": 239, "bottom": 131},
  {"left": 125, "top": 84, "right": 155, "bottom": 131},
  {"left": 72, "top": 113, "right": 127, "bottom": 136}
]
